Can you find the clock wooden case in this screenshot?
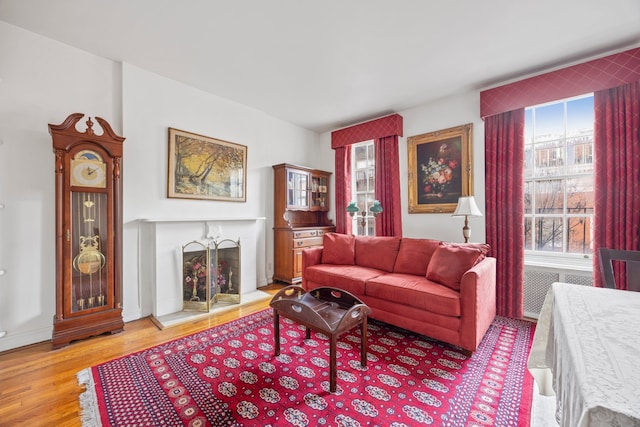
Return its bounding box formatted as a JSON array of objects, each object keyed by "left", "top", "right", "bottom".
[{"left": 49, "top": 113, "right": 125, "bottom": 348}]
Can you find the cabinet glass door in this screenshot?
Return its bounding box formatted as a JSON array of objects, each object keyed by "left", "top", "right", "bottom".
[
  {"left": 310, "top": 175, "right": 328, "bottom": 209},
  {"left": 287, "top": 169, "right": 309, "bottom": 208}
]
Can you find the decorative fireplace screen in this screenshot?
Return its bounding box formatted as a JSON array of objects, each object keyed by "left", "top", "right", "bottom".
[{"left": 181, "top": 238, "right": 241, "bottom": 312}]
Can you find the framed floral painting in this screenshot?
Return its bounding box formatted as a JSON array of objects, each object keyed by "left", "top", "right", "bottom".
[
  {"left": 407, "top": 123, "right": 473, "bottom": 213},
  {"left": 168, "top": 128, "right": 247, "bottom": 201}
]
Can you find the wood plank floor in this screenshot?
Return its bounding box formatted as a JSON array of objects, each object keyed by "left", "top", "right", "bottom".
[{"left": 0, "top": 284, "right": 284, "bottom": 427}]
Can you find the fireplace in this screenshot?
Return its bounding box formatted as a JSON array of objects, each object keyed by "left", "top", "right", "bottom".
[
  {"left": 138, "top": 217, "right": 269, "bottom": 329},
  {"left": 182, "top": 238, "right": 241, "bottom": 312}
]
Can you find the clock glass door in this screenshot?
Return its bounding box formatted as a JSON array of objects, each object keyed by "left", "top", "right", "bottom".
[{"left": 70, "top": 191, "right": 108, "bottom": 314}]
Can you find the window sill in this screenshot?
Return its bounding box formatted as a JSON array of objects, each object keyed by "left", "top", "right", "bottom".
[{"left": 524, "top": 252, "right": 592, "bottom": 272}]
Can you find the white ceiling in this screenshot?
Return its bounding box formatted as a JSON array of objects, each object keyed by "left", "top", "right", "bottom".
[{"left": 1, "top": 0, "right": 639, "bottom": 133}]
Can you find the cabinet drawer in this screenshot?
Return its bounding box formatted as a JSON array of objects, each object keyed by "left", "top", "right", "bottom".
[
  {"left": 293, "top": 230, "right": 318, "bottom": 238},
  {"left": 293, "top": 237, "right": 323, "bottom": 248}
]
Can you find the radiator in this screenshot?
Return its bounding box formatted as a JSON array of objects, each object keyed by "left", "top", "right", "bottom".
[{"left": 523, "top": 266, "right": 593, "bottom": 318}]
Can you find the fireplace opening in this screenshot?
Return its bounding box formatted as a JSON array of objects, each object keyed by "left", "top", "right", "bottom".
[{"left": 181, "top": 238, "right": 241, "bottom": 312}]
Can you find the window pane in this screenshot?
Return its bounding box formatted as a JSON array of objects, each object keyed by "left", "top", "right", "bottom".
[
  {"left": 567, "top": 136, "right": 594, "bottom": 173},
  {"left": 367, "top": 144, "right": 375, "bottom": 167},
  {"left": 534, "top": 103, "right": 565, "bottom": 141},
  {"left": 567, "top": 217, "right": 592, "bottom": 254},
  {"left": 524, "top": 182, "right": 533, "bottom": 214},
  {"left": 354, "top": 145, "right": 367, "bottom": 169},
  {"left": 524, "top": 109, "right": 534, "bottom": 144},
  {"left": 524, "top": 145, "right": 534, "bottom": 178},
  {"left": 566, "top": 96, "right": 594, "bottom": 136},
  {"left": 534, "top": 139, "right": 564, "bottom": 176},
  {"left": 535, "top": 180, "right": 564, "bottom": 214},
  {"left": 525, "top": 217, "right": 532, "bottom": 250},
  {"left": 566, "top": 176, "right": 594, "bottom": 214},
  {"left": 355, "top": 170, "right": 367, "bottom": 192},
  {"left": 535, "top": 217, "right": 563, "bottom": 252}
]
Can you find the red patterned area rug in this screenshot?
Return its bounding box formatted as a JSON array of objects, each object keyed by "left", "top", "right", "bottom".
[{"left": 78, "top": 309, "right": 534, "bottom": 426}]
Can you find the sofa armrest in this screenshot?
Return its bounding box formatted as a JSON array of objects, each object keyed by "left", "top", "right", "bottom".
[
  {"left": 459, "top": 257, "right": 497, "bottom": 352},
  {"left": 301, "top": 247, "right": 323, "bottom": 290}
]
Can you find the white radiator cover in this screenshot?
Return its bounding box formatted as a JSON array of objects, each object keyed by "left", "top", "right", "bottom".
[{"left": 523, "top": 266, "right": 593, "bottom": 318}]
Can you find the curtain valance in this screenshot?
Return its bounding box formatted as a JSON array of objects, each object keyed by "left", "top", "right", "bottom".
[
  {"left": 480, "top": 47, "right": 640, "bottom": 118},
  {"left": 331, "top": 114, "right": 403, "bottom": 149}
]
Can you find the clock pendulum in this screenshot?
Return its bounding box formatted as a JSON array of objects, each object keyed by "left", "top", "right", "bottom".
[{"left": 72, "top": 192, "right": 106, "bottom": 310}]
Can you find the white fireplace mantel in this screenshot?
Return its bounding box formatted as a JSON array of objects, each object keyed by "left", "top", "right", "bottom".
[
  {"left": 139, "top": 217, "right": 267, "bottom": 223},
  {"left": 137, "top": 216, "right": 269, "bottom": 325}
]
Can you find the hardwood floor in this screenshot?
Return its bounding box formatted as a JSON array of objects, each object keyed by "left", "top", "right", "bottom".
[{"left": 0, "top": 284, "right": 284, "bottom": 427}]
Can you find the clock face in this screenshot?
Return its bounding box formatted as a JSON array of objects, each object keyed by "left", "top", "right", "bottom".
[{"left": 71, "top": 150, "right": 106, "bottom": 188}]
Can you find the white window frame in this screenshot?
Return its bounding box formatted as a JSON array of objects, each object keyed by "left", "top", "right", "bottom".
[
  {"left": 524, "top": 94, "right": 594, "bottom": 271},
  {"left": 350, "top": 140, "right": 376, "bottom": 236}
]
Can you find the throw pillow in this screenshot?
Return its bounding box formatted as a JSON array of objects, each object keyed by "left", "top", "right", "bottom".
[
  {"left": 444, "top": 242, "right": 491, "bottom": 260},
  {"left": 393, "top": 238, "right": 441, "bottom": 276},
  {"left": 355, "top": 236, "right": 402, "bottom": 272},
  {"left": 321, "top": 232, "right": 355, "bottom": 265},
  {"left": 426, "top": 243, "right": 486, "bottom": 290}
]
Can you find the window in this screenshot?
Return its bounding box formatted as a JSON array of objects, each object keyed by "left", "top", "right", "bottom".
[
  {"left": 524, "top": 94, "right": 594, "bottom": 257},
  {"left": 351, "top": 140, "right": 376, "bottom": 235}
]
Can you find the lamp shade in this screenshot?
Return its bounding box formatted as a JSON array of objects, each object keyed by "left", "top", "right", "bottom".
[
  {"left": 452, "top": 196, "right": 483, "bottom": 217},
  {"left": 370, "top": 200, "right": 383, "bottom": 214},
  {"left": 346, "top": 201, "right": 359, "bottom": 214}
]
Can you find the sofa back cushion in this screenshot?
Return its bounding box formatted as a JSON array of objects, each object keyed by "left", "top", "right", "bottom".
[
  {"left": 321, "top": 232, "right": 355, "bottom": 265},
  {"left": 426, "top": 242, "right": 490, "bottom": 290},
  {"left": 393, "top": 238, "right": 441, "bottom": 276},
  {"left": 355, "top": 236, "right": 402, "bottom": 272}
]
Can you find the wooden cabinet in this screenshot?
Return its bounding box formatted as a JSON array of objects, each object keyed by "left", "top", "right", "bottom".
[
  {"left": 273, "top": 164, "right": 334, "bottom": 284},
  {"left": 49, "top": 113, "right": 125, "bottom": 348}
]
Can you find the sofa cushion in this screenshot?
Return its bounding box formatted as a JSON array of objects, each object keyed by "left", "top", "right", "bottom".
[
  {"left": 355, "top": 236, "right": 402, "bottom": 272},
  {"left": 304, "top": 264, "right": 384, "bottom": 295},
  {"left": 365, "top": 273, "right": 461, "bottom": 317},
  {"left": 321, "top": 232, "right": 355, "bottom": 265},
  {"left": 426, "top": 243, "right": 487, "bottom": 290},
  {"left": 393, "top": 238, "right": 441, "bottom": 276}
]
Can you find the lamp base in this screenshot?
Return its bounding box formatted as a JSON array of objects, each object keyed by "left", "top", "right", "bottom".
[{"left": 462, "top": 216, "right": 470, "bottom": 243}]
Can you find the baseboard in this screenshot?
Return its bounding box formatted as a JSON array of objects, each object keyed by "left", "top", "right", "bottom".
[{"left": 0, "top": 325, "right": 52, "bottom": 353}]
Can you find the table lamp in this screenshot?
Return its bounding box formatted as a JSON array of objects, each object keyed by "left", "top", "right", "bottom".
[{"left": 452, "top": 196, "right": 483, "bottom": 243}]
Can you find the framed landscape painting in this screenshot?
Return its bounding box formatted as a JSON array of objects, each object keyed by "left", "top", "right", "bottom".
[
  {"left": 407, "top": 123, "right": 473, "bottom": 213},
  {"left": 168, "top": 128, "right": 247, "bottom": 201}
]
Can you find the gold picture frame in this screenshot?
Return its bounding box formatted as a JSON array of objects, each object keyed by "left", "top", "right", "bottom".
[
  {"left": 168, "top": 128, "right": 247, "bottom": 201},
  {"left": 407, "top": 123, "right": 473, "bottom": 213}
]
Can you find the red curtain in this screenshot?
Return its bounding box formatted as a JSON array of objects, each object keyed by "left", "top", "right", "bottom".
[
  {"left": 375, "top": 135, "right": 402, "bottom": 237},
  {"left": 484, "top": 109, "right": 525, "bottom": 318},
  {"left": 593, "top": 80, "right": 640, "bottom": 289},
  {"left": 334, "top": 146, "right": 352, "bottom": 235}
]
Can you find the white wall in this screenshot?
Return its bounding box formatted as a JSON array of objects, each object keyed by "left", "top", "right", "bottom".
[{"left": 0, "top": 22, "right": 324, "bottom": 351}]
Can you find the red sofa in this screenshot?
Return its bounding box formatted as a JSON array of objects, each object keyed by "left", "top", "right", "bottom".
[{"left": 301, "top": 233, "right": 496, "bottom": 353}]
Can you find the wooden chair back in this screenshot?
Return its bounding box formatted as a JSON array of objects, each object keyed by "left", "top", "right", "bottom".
[{"left": 598, "top": 248, "right": 640, "bottom": 291}]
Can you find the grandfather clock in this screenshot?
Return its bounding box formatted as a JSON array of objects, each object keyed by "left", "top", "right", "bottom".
[{"left": 50, "top": 113, "right": 125, "bottom": 348}]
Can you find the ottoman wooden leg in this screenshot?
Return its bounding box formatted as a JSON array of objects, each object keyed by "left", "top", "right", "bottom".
[
  {"left": 361, "top": 316, "right": 368, "bottom": 367},
  {"left": 273, "top": 310, "right": 280, "bottom": 356},
  {"left": 329, "top": 333, "right": 337, "bottom": 393}
]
